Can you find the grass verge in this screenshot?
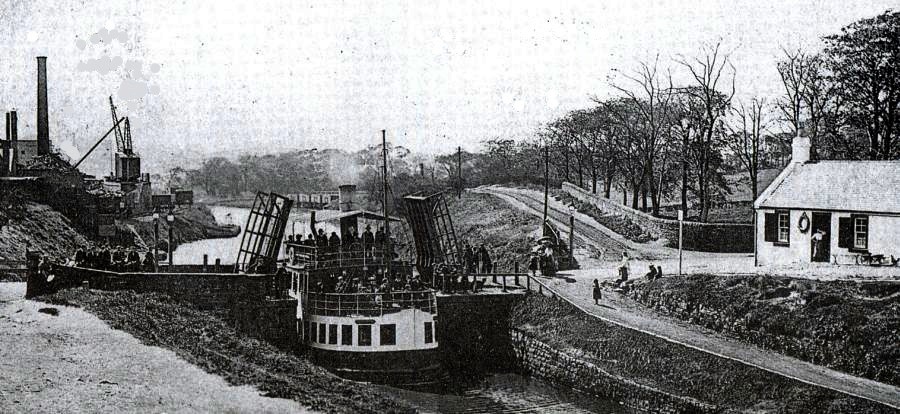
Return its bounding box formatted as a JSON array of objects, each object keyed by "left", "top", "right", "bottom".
[
  {"left": 511, "top": 293, "right": 895, "bottom": 413},
  {"left": 629, "top": 274, "right": 900, "bottom": 386}
]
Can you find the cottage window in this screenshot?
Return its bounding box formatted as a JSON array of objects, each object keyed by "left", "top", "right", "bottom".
[
  {"left": 854, "top": 216, "right": 868, "bottom": 250},
  {"left": 777, "top": 211, "right": 790, "bottom": 243},
  {"left": 341, "top": 325, "right": 352, "bottom": 345}
]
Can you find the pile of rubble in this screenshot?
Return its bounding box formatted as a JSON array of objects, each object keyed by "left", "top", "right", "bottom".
[{"left": 21, "top": 153, "right": 78, "bottom": 174}]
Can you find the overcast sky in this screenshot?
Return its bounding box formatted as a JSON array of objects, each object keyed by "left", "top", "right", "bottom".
[{"left": 1, "top": 0, "right": 896, "bottom": 176}]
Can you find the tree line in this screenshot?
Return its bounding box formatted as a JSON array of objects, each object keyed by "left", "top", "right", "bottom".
[
  {"left": 175, "top": 10, "right": 899, "bottom": 223},
  {"left": 446, "top": 9, "right": 899, "bottom": 222}
]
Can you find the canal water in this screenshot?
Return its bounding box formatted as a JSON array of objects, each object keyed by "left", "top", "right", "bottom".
[{"left": 174, "top": 206, "right": 623, "bottom": 413}]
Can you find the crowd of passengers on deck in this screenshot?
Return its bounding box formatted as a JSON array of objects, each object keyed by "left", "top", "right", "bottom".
[
  {"left": 306, "top": 265, "right": 428, "bottom": 298},
  {"left": 286, "top": 224, "right": 387, "bottom": 252}
]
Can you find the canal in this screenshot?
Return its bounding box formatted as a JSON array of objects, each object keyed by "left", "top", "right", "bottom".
[{"left": 174, "top": 205, "right": 624, "bottom": 413}]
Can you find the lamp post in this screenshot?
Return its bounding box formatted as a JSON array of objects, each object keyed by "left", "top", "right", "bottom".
[
  {"left": 152, "top": 211, "right": 160, "bottom": 272},
  {"left": 167, "top": 211, "right": 175, "bottom": 268}
]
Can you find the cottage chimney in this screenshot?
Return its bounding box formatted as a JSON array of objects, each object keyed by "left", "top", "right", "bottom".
[
  {"left": 36, "top": 56, "right": 50, "bottom": 156},
  {"left": 791, "top": 133, "right": 810, "bottom": 164}
]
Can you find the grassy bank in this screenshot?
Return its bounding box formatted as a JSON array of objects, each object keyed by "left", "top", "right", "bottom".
[
  {"left": 447, "top": 191, "right": 541, "bottom": 272},
  {"left": 511, "top": 293, "right": 893, "bottom": 412},
  {"left": 628, "top": 274, "right": 900, "bottom": 386},
  {"left": 553, "top": 191, "right": 655, "bottom": 243},
  {"left": 37, "top": 288, "right": 414, "bottom": 414},
  {"left": 127, "top": 203, "right": 239, "bottom": 252}
]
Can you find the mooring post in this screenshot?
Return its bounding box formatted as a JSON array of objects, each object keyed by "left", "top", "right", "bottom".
[
  {"left": 526, "top": 272, "right": 531, "bottom": 291},
  {"left": 492, "top": 271, "right": 497, "bottom": 284},
  {"left": 502, "top": 274, "right": 507, "bottom": 292},
  {"left": 203, "top": 254, "right": 208, "bottom": 272},
  {"left": 215, "top": 258, "right": 221, "bottom": 272},
  {"left": 514, "top": 262, "right": 520, "bottom": 286}
]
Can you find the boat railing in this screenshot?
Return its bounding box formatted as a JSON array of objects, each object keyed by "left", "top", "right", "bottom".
[
  {"left": 285, "top": 242, "right": 395, "bottom": 269},
  {"left": 303, "top": 290, "right": 437, "bottom": 317}
]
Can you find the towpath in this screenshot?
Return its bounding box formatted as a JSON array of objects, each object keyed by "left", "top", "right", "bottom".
[
  {"left": 476, "top": 186, "right": 900, "bottom": 411},
  {"left": 0, "top": 283, "right": 309, "bottom": 414}
]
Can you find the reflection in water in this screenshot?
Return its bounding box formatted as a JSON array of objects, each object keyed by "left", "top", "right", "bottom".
[{"left": 380, "top": 374, "right": 624, "bottom": 414}]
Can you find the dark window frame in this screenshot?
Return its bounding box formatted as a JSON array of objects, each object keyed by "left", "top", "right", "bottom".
[
  {"left": 424, "top": 321, "right": 433, "bottom": 344},
  {"left": 328, "top": 324, "right": 338, "bottom": 345},
  {"left": 380, "top": 324, "right": 397, "bottom": 346},
  {"left": 341, "top": 325, "right": 352, "bottom": 346},
  {"left": 358, "top": 324, "right": 372, "bottom": 346}
]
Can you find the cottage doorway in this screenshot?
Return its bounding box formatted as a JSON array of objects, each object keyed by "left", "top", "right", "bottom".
[{"left": 811, "top": 212, "right": 831, "bottom": 262}]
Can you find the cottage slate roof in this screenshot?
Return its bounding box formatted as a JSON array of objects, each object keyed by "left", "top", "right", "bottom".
[{"left": 756, "top": 161, "right": 900, "bottom": 214}]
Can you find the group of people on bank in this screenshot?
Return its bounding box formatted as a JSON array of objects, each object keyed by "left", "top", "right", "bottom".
[
  {"left": 74, "top": 246, "right": 156, "bottom": 272},
  {"left": 592, "top": 252, "right": 665, "bottom": 304},
  {"left": 461, "top": 243, "right": 494, "bottom": 274}
]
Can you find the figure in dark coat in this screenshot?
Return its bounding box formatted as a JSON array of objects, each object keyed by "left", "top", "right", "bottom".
[
  {"left": 592, "top": 279, "right": 602, "bottom": 305},
  {"left": 478, "top": 244, "right": 492, "bottom": 274}
]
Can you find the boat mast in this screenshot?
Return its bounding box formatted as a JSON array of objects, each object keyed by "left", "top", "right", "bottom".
[{"left": 381, "top": 129, "right": 392, "bottom": 282}]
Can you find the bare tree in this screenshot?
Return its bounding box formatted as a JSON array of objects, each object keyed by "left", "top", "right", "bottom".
[
  {"left": 676, "top": 42, "right": 736, "bottom": 222},
  {"left": 728, "top": 97, "right": 770, "bottom": 200},
  {"left": 606, "top": 55, "right": 676, "bottom": 215}
]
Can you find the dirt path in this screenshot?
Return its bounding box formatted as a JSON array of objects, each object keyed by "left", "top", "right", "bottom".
[
  {"left": 0, "top": 283, "right": 310, "bottom": 414},
  {"left": 529, "top": 273, "right": 900, "bottom": 411},
  {"left": 478, "top": 186, "right": 900, "bottom": 282}
]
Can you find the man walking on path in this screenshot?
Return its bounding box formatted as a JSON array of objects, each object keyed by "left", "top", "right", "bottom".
[{"left": 478, "top": 244, "right": 492, "bottom": 274}]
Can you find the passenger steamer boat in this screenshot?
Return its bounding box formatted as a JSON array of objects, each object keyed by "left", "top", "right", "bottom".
[
  {"left": 284, "top": 223, "right": 442, "bottom": 385},
  {"left": 284, "top": 131, "right": 448, "bottom": 386}
]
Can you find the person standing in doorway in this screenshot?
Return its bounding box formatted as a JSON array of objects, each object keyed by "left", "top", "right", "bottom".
[{"left": 812, "top": 229, "right": 827, "bottom": 261}]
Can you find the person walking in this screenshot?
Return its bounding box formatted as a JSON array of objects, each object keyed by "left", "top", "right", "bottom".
[
  {"left": 617, "top": 251, "right": 630, "bottom": 281},
  {"left": 592, "top": 279, "right": 602, "bottom": 305},
  {"left": 478, "top": 244, "right": 492, "bottom": 274},
  {"left": 471, "top": 245, "right": 481, "bottom": 274},
  {"left": 528, "top": 253, "right": 539, "bottom": 277}
]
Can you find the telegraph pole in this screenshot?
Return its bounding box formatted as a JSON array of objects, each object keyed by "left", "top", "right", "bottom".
[
  {"left": 381, "top": 130, "right": 392, "bottom": 282},
  {"left": 457, "top": 146, "right": 462, "bottom": 199},
  {"left": 543, "top": 143, "right": 549, "bottom": 224}
]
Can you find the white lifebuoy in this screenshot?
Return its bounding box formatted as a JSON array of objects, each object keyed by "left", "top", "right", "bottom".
[{"left": 798, "top": 213, "right": 810, "bottom": 233}]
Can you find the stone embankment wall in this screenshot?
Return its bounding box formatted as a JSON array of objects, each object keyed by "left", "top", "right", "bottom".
[
  {"left": 510, "top": 330, "right": 715, "bottom": 413},
  {"left": 30, "top": 265, "right": 297, "bottom": 350},
  {"left": 436, "top": 292, "right": 523, "bottom": 374},
  {"left": 562, "top": 182, "right": 753, "bottom": 253}
]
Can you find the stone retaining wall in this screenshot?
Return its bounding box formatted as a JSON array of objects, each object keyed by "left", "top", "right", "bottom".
[
  {"left": 30, "top": 265, "right": 297, "bottom": 350},
  {"left": 562, "top": 182, "right": 753, "bottom": 253},
  {"left": 436, "top": 292, "right": 523, "bottom": 374},
  {"left": 510, "top": 329, "right": 716, "bottom": 413}
]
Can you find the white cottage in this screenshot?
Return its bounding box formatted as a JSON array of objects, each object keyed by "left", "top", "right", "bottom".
[{"left": 754, "top": 136, "right": 900, "bottom": 266}]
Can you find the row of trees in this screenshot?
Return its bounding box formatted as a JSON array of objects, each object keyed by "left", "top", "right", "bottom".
[
  {"left": 175, "top": 10, "right": 898, "bottom": 224},
  {"left": 454, "top": 9, "right": 899, "bottom": 222}
]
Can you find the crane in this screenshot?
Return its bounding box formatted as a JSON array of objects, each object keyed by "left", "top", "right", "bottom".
[{"left": 108, "top": 96, "right": 134, "bottom": 155}]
